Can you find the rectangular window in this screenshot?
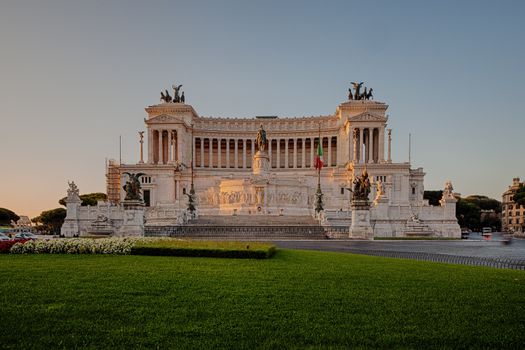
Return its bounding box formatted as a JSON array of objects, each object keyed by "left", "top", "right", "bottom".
[{"left": 143, "top": 190, "right": 150, "bottom": 207}]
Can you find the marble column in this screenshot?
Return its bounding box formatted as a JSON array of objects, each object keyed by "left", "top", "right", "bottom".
[
  {"left": 359, "top": 128, "right": 363, "bottom": 164},
  {"left": 175, "top": 130, "right": 181, "bottom": 164},
  {"left": 293, "top": 138, "right": 297, "bottom": 168},
  {"left": 276, "top": 139, "right": 280, "bottom": 168},
  {"left": 158, "top": 129, "right": 163, "bottom": 164},
  {"left": 268, "top": 139, "right": 272, "bottom": 168},
  {"left": 301, "top": 138, "right": 306, "bottom": 168},
  {"left": 217, "top": 138, "right": 222, "bottom": 168},
  {"left": 327, "top": 137, "right": 332, "bottom": 167},
  {"left": 234, "top": 139, "right": 238, "bottom": 168},
  {"left": 353, "top": 129, "right": 358, "bottom": 162},
  {"left": 167, "top": 130, "right": 173, "bottom": 163},
  {"left": 148, "top": 129, "right": 154, "bottom": 164},
  {"left": 379, "top": 127, "right": 385, "bottom": 163},
  {"left": 366, "top": 129, "right": 371, "bottom": 163},
  {"left": 192, "top": 135, "right": 196, "bottom": 168},
  {"left": 209, "top": 138, "right": 213, "bottom": 168},
  {"left": 242, "top": 139, "right": 247, "bottom": 169},
  {"left": 226, "top": 138, "right": 230, "bottom": 168},
  {"left": 374, "top": 128, "right": 379, "bottom": 163},
  {"left": 200, "top": 138, "right": 204, "bottom": 168},
  {"left": 284, "top": 138, "right": 289, "bottom": 168},
  {"left": 387, "top": 129, "right": 392, "bottom": 163},
  {"left": 310, "top": 137, "right": 315, "bottom": 168},
  {"left": 251, "top": 139, "right": 255, "bottom": 167},
  {"left": 368, "top": 130, "right": 372, "bottom": 163}
]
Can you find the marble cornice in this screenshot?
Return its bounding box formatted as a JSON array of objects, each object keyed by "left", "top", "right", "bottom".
[
  {"left": 193, "top": 129, "right": 341, "bottom": 139},
  {"left": 192, "top": 116, "right": 340, "bottom": 134},
  {"left": 344, "top": 112, "right": 388, "bottom": 126},
  {"left": 338, "top": 100, "right": 388, "bottom": 110},
  {"left": 196, "top": 114, "right": 336, "bottom": 122},
  {"left": 145, "top": 103, "right": 199, "bottom": 118}
]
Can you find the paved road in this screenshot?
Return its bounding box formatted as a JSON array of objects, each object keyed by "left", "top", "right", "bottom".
[{"left": 274, "top": 233, "right": 525, "bottom": 270}]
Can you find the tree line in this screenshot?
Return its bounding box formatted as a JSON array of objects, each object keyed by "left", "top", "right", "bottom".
[
  {"left": 1, "top": 193, "right": 106, "bottom": 234},
  {"left": 424, "top": 191, "right": 501, "bottom": 231}
]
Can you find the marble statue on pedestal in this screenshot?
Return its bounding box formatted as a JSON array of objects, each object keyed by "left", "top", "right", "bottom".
[
  {"left": 61, "top": 181, "right": 82, "bottom": 237},
  {"left": 349, "top": 169, "right": 374, "bottom": 239}
]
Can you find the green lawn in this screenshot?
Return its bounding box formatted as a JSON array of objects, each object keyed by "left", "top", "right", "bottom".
[{"left": 1, "top": 250, "right": 524, "bottom": 349}]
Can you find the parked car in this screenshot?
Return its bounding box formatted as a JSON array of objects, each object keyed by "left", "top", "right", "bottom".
[
  {"left": 14, "top": 232, "right": 38, "bottom": 240},
  {"left": 0, "top": 232, "right": 11, "bottom": 241}
]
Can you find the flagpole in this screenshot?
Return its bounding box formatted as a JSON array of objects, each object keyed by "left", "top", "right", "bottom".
[
  {"left": 314, "top": 122, "right": 324, "bottom": 214},
  {"left": 317, "top": 123, "right": 321, "bottom": 188},
  {"left": 188, "top": 123, "right": 196, "bottom": 218}
]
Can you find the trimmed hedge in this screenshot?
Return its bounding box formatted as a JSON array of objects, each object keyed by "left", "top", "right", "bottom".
[
  {"left": 3, "top": 237, "right": 277, "bottom": 259},
  {"left": 9, "top": 237, "right": 138, "bottom": 255},
  {"left": 131, "top": 240, "right": 276, "bottom": 259}
]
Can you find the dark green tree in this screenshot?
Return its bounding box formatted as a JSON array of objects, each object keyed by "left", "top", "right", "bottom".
[
  {"left": 32, "top": 208, "right": 66, "bottom": 234},
  {"left": 464, "top": 195, "right": 501, "bottom": 214},
  {"left": 513, "top": 185, "right": 525, "bottom": 207},
  {"left": 456, "top": 199, "right": 481, "bottom": 231},
  {"left": 59, "top": 193, "right": 107, "bottom": 206},
  {"left": 0, "top": 208, "right": 20, "bottom": 226},
  {"left": 423, "top": 191, "right": 443, "bottom": 206}
]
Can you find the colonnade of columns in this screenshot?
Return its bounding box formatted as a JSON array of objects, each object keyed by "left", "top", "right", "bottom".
[
  {"left": 350, "top": 127, "right": 385, "bottom": 164},
  {"left": 194, "top": 136, "right": 337, "bottom": 169},
  {"left": 148, "top": 129, "right": 180, "bottom": 165}
]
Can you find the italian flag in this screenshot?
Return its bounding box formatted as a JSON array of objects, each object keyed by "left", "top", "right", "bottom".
[{"left": 314, "top": 140, "right": 324, "bottom": 170}]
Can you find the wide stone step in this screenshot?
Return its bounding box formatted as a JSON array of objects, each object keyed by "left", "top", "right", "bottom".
[
  {"left": 187, "top": 215, "right": 319, "bottom": 227},
  {"left": 404, "top": 222, "right": 435, "bottom": 236},
  {"left": 145, "top": 225, "right": 326, "bottom": 240}
]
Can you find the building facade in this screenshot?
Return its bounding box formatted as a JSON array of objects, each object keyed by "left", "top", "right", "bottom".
[
  {"left": 63, "top": 90, "right": 460, "bottom": 238},
  {"left": 502, "top": 177, "right": 525, "bottom": 233}
]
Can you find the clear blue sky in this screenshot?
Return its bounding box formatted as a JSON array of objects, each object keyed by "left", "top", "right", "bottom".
[{"left": 1, "top": 0, "right": 524, "bottom": 217}]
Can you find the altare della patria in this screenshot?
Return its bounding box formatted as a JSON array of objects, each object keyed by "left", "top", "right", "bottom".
[{"left": 61, "top": 83, "right": 460, "bottom": 239}]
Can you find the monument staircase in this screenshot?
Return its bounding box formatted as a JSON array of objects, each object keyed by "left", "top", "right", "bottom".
[
  {"left": 403, "top": 219, "right": 435, "bottom": 237},
  {"left": 322, "top": 210, "right": 352, "bottom": 237},
  {"left": 145, "top": 215, "right": 327, "bottom": 240}
]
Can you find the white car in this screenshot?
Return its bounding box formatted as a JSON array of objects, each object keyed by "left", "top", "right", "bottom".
[
  {"left": 14, "top": 232, "right": 38, "bottom": 240},
  {"left": 0, "top": 232, "right": 10, "bottom": 241}
]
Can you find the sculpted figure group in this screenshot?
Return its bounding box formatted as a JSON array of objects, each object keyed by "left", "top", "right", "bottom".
[
  {"left": 348, "top": 82, "right": 373, "bottom": 101},
  {"left": 122, "top": 172, "right": 145, "bottom": 201},
  {"left": 351, "top": 169, "right": 371, "bottom": 201},
  {"left": 160, "top": 84, "right": 186, "bottom": 104}
]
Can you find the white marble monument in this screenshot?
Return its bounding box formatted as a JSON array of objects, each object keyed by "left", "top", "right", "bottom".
[{"left": 62, "top": 84, "right": 461, "bottom": 238}]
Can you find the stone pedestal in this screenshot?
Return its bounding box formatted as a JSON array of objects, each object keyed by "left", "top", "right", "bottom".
[
  {"left": 349, "top": 200, "right": 373, "bottom": 240},
  {"left": 61, "top": 186, "right": 81, "bottom": 237},
  {"left": 62, "top": 219, "right": 80, "bottom": 238},
  {"left": 252, "top": 151, "right": 270, "bottom": 213},
  {"left": 370, "top": 197, "right": 391, "bottom": 237},
  {"left": 252, "top": 151, "right": 270, "bottom": 176},
  {"left": 117, "top": 200, "right": 145, "bottom": 237}
]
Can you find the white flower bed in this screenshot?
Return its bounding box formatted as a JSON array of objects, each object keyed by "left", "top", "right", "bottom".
[{"left": 10, "top": 237, "right": 143, "bottom": 255}]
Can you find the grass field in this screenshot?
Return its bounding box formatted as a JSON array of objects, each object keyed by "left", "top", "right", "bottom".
[{"left": 1, "top": 250, "right": 524, "bottom": 349}]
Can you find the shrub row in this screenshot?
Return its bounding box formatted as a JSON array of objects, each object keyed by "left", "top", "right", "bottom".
[
  {"left": 9, "top": 238, "right": 139, "bottom": 255},
  {"left": 4, "top": 238, "right": 276, "bottom": 259},
  {"left": 131, "top": 244, "right": 276, "bottom": 259}
]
